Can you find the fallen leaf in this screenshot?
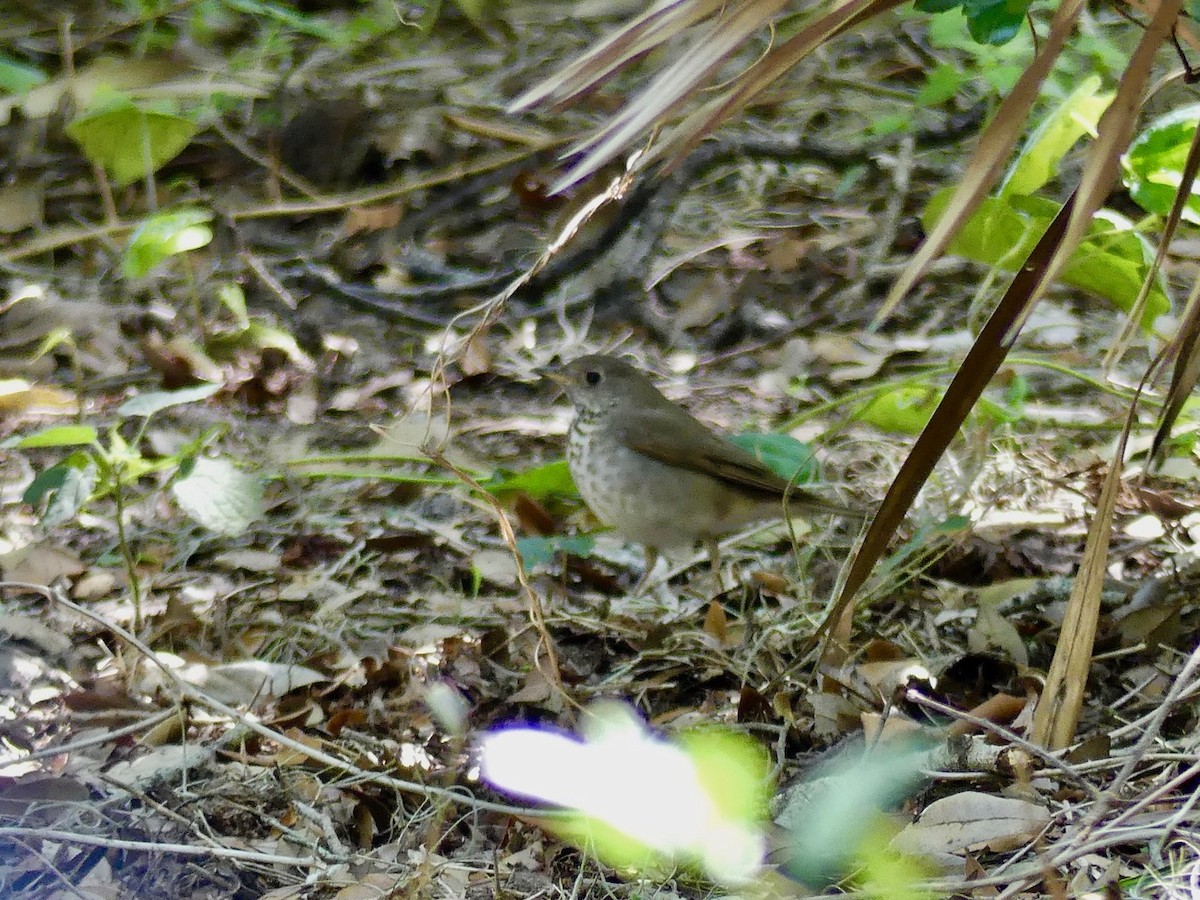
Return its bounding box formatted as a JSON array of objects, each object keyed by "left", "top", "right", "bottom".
[{"left": 891, "top": 791, "right": 1050, "bottom": 866}]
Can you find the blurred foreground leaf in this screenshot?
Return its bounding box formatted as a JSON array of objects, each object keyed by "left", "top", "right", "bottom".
[{"left": 480, "top": 702, "right": 769, "bottom": 885}]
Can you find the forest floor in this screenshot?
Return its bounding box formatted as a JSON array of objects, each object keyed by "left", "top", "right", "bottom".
[{"left": 1, "top": 3, "right": 1199, "bottom": 898}]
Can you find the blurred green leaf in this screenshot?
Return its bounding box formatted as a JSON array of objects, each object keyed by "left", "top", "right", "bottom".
[
  {"left": 0, "top": 54, "right": 47, "bottom": 94},
  {"left": 219, "top": 0, "right": 342, "bottom": 40},
  {"left": 66, "top": 98, "right": 199, "bottom": 187},
  {"left": 1122, "top": 103, "right": 1200, "bottom": 225},
  {"left": 3, "top": 425, "right": 98, "bottom": 449},
  {"left": 451, "top": 0, "right": 488, "bottom": 24},
  {"left": 975, "top": 396, "right": 1021, "bottom": 425},
  {"left": 870, "top": 113, "right": 910, "bottom": 136},
  {"left": 216, "top": 283, "right": 250, "bottom": 328},
  {"left": 916, "top": 64, "right": 966, "bottom": 106},
  {"left": 118, "top": 382, "right": 222, "bottom": 418},
  {"left": 171, "top": 455, "right": 264, "bottom": 535},
  {"left": 782, "top": 742, "right": 931, "bottom": 887},
  {"left": 123, "top": 208, "right": 213, "bottom": 278},
  {"left": 727, "top": 433, "right": 819, "bottom": 483},
  {"left": 480, "top": 702, "right": 767, "bottom": 885},
  {"left": 400, "top": 0, "right": 442, "bottom": 33}
]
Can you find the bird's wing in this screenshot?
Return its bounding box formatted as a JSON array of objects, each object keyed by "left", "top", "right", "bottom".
[{"left": 611, "top": 407, "right": 853, "bottom": 515}]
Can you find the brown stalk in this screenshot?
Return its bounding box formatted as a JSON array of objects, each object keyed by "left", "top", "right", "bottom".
[
  {"left": 1029, "top": 392, "right": 1131, "bottom": 749},
  {"left": 815, "top": 195, "right": 1076, "bottom": 661},
  {"left": 820, "top": 0, "right": 1185, "bottom": 730},
  {"left": 1105, "top": 69, "right": 1200, "bottom": 367}
]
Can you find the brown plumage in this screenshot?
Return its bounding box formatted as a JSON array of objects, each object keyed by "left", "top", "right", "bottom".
[{"left": 544, "top": 354, "right": 854, "bottom": 580}]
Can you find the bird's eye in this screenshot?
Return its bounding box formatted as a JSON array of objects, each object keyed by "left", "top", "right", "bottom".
[{"left": 585, "top": 370, "right": 602, "bottom": 386}]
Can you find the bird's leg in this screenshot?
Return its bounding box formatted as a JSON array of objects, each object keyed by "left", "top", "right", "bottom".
[{"left": 632, "top": 546, "right": 660, "bottom": 595}]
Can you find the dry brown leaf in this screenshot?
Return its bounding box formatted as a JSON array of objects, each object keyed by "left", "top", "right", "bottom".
[
  {"left": 549, "top": 0, "right": 791, "bottom": 192},
  {"left": 968, "top": 602, "right": 1029, "bottom": 666},
  {"left": 0, "top": 379, "right": 77, "bottom": 414},
  {"left": 0, "top": 181, "right": 42, "bottom": 233},
  {"left": 703, "top": 599, "right": 728, "bottom": 645},
  {"left": 341, "top": 203, "right": 403, "bottom": 237},
  {"left": 0, "top": 612, "right": 72, "bottom": 656},
  {"left": 473, "top": 548, "right": 520, "bottom": 588},
  {"left": 509, "top": 666, "right": 554, "bottom": 704},
  {"left": 891, "top": 791, "right": 1050, "bottom": 865},
  {"left": 181, "top": 660, "right": 329, "bottom": 706},
  {"left": 106, "top": 744, "right": 212, "bottom": 790},
  {"left": 1, "top": 543, "right": 85, "bottom": 585}
]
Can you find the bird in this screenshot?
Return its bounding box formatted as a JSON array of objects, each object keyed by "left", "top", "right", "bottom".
[{"left": 542, "top": 354, "right": 855, "bottom": 585}]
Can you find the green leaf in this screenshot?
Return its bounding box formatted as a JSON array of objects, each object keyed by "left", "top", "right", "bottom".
[
  {"left": 3, "top": 425, "right": 98, "bottom": 449},
  {"left": 122, "top": 208, "right": 213, "bottom": 278},
  {"left": 486, "top": 460, "right": 578, "bottom": 499},
  {"left": 220, "top": 0, "right": 343, "bottom": 40},
  {"left": 727, "top": 433, "right": 819, "bottom": 483},
  {"left": 1122, "top": 103, "right": 1200, "bottom": 225},
  {"left": 65, "top": 98, "right": 199, "bottom": 187},
  {"left": 516, "top": 534, "right": 595, "bottom": 570},
  {"left": 450, "top": 0, "right": 488, "bottom": 23},
  {"left": 975, "top": 396, "right": 1021, "bottom": 425},
  {"left": 117, "top": 382, "right": 222, "bottom": 418},
  {"left": 31, "top": 327, "right": 77, "bottom": 361},
  {"left": 869, "top": 113, "right": 910, "bottom": 136},
  {"left": 216, "top": 283, "right": 250, "bottom": 328},
  {"left": 0, "top": 54, "right": 47, "bottom": 94},
  {"left": 915, "top": 0, "right": 1030, "bottom": 44},
  {"left": 171, "top": 456, "right": 264, "bottom": 536},
  {"left": 916, "top": 64, "right": 967, "bottom": 106},
  {"left": 854, "top": 385, "right": 943, "bottom": 434},
  {"left": 24, "top": 452, "right": 98, "bottom": 528},
  {"left": 1003, "top": 76, "right": 1113, "bottom": 197},
  {"left": 401, "top": 0, "right": 443, "bottom": 33},
  {"left": 963, "top": 0, "right": 1026, "bottom": 44}
]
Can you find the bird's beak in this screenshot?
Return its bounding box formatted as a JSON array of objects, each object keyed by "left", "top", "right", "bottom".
[{"left": 537, "top": 367, "right": 570, "bottom": 388}]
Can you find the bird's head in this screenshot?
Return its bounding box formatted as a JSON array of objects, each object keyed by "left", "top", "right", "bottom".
[{"left": 541, "top": 354, "right": 665, "bottom": 415}]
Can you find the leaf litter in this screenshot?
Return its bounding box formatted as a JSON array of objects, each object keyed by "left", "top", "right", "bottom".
[{"left": 0, "top": 3, "right": 1198, "bottom": 898}]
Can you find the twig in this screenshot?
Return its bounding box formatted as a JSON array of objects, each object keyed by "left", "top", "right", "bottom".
[
  {"left": 904, "top": 690, "right": 1100, "bottom": 798},
  {"left": 0, "top": 827, "right": 322, "bottom": 866}
]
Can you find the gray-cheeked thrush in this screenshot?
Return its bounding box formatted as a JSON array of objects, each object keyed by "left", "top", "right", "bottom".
[{"left": 544, "top": 354, "right": 854, "bottom": 581}]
